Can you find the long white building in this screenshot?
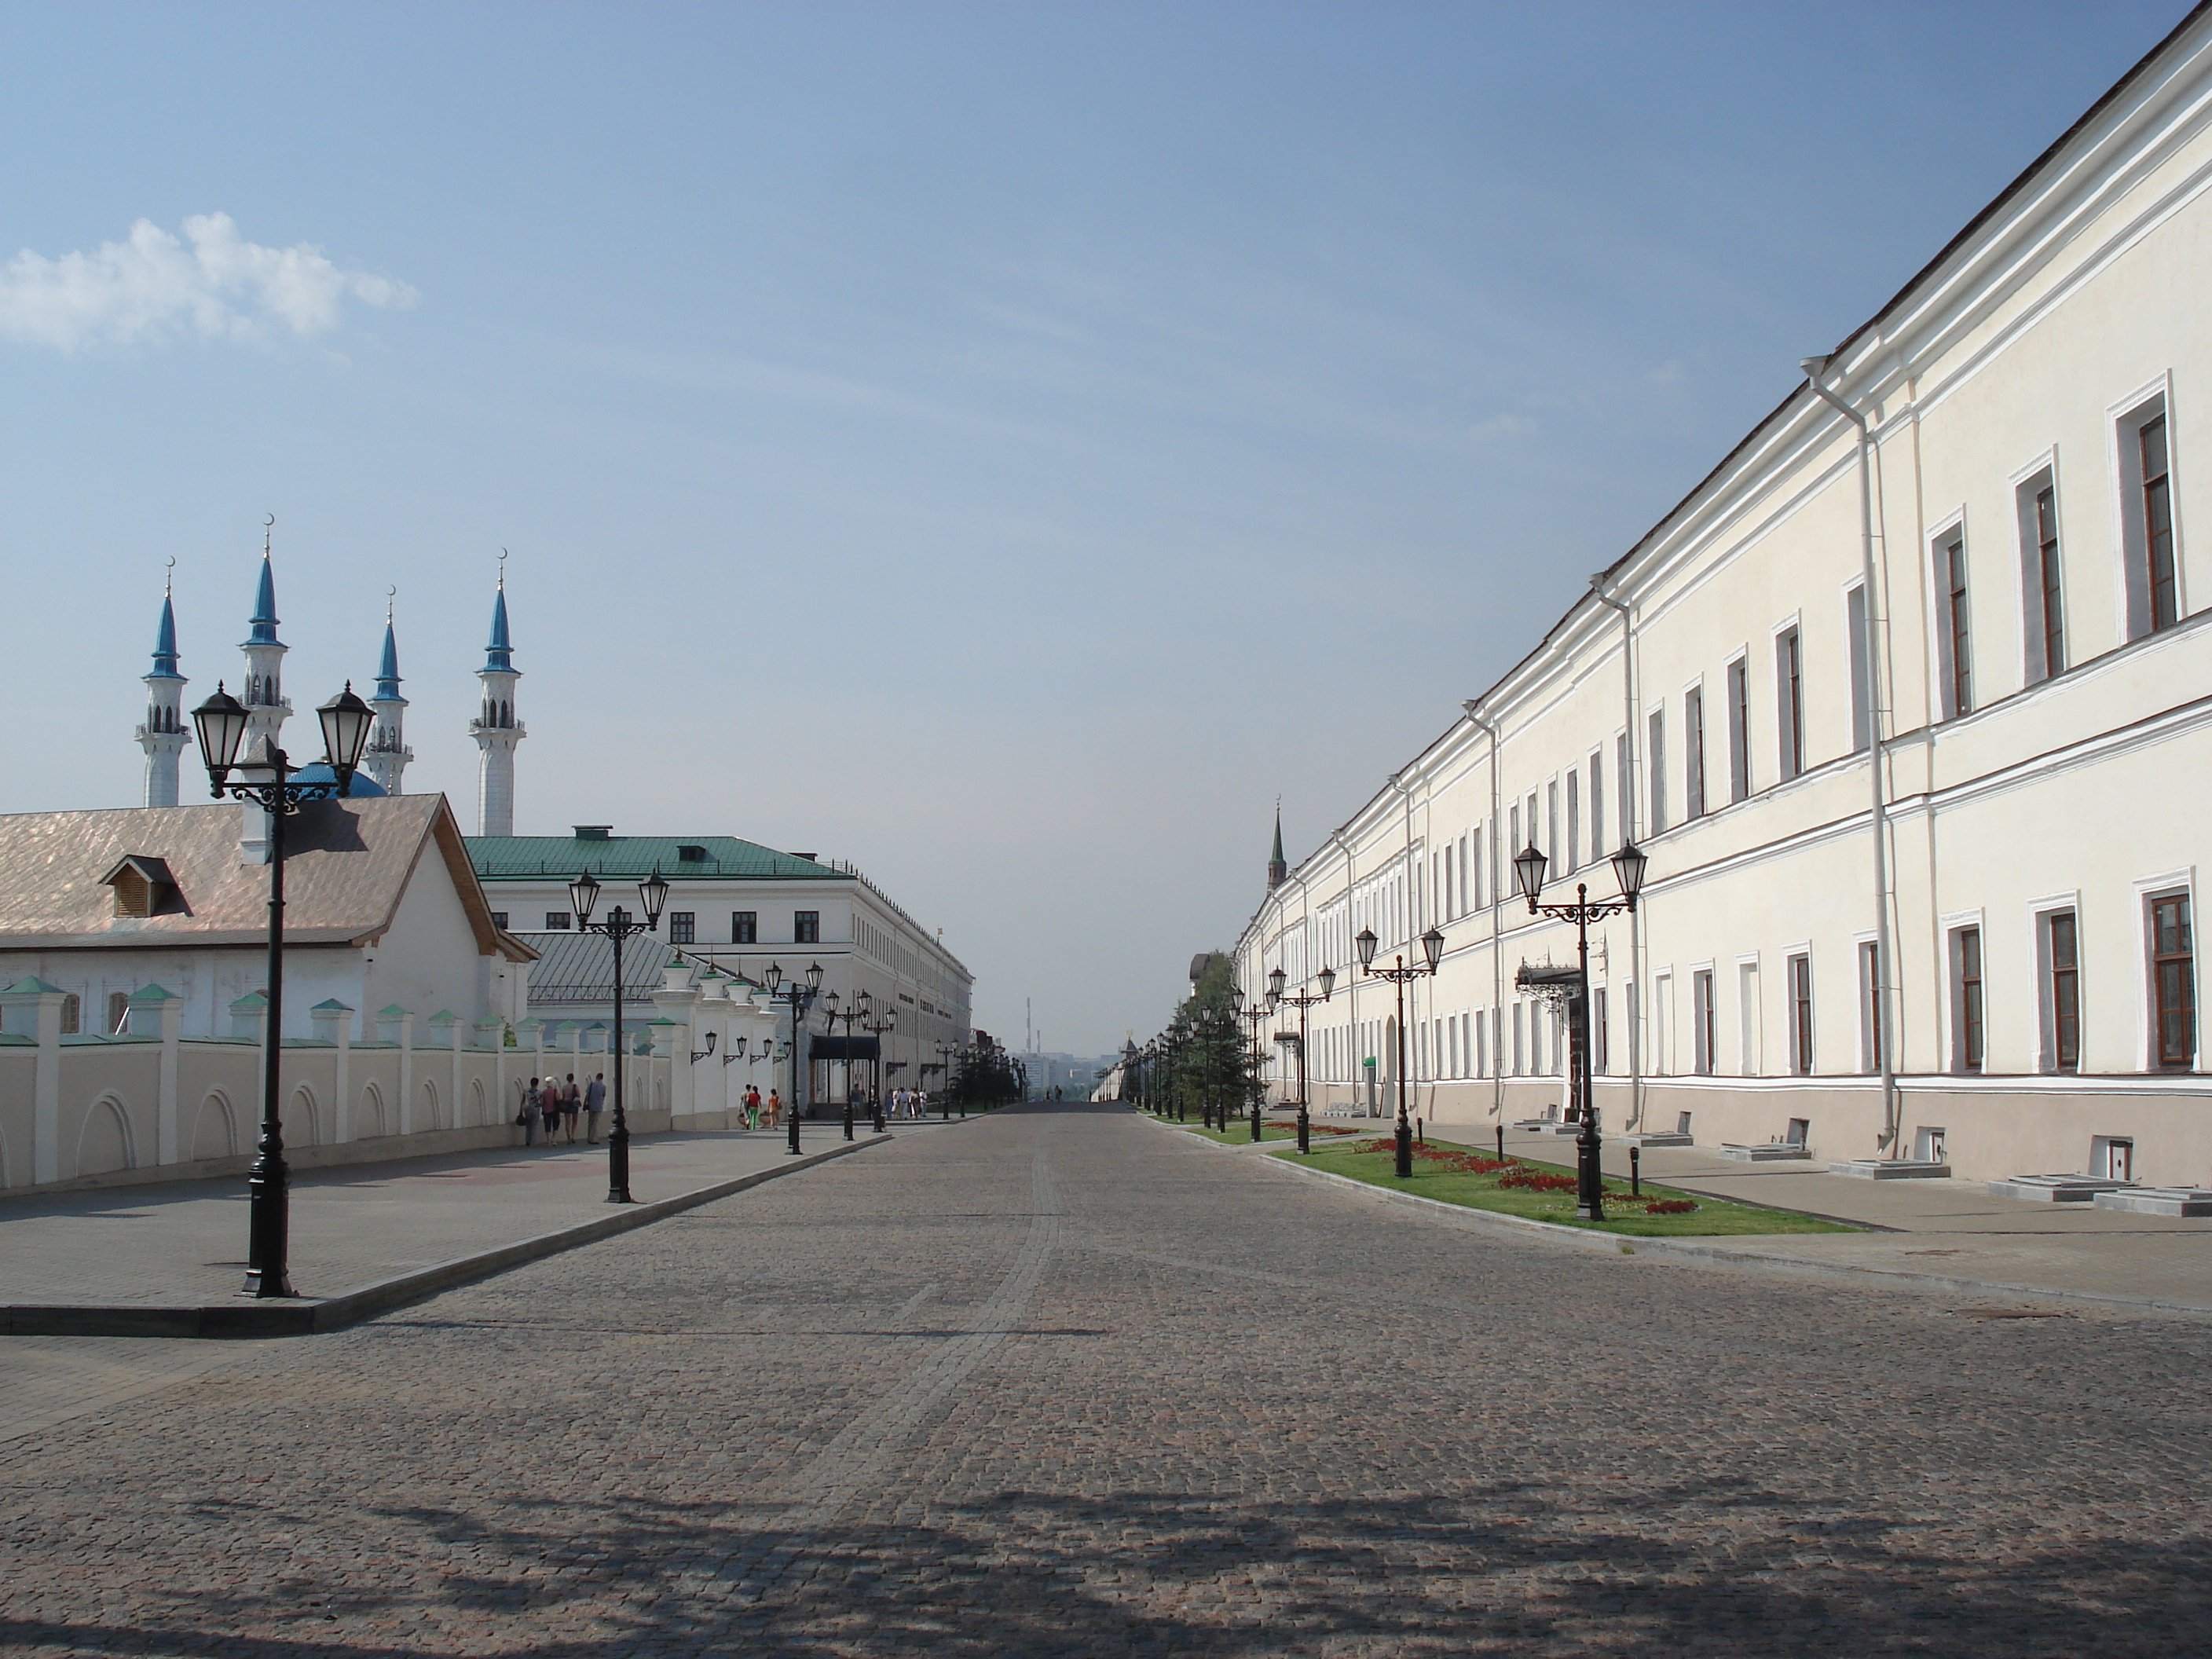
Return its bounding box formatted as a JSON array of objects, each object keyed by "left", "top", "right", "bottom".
[{"left": 1238, "top": 6, "right": 2212, "bottom": 1188}]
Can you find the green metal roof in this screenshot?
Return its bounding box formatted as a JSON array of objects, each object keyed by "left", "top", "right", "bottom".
[{"left": 463, "top": 834, "right": 846, "bottom": 883}]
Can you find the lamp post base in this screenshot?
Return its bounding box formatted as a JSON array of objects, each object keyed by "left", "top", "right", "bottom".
[
  {"left": 606, "top": 1119, "right": 635, "bottom": 1204},
  {"left": 787, "top": 1112, "right": 801, "bottom": 1155},
  {"left": 1249, "top": 1104, "right": 1262, "bottom": 1142},
  {"left": 1574, "top": 1120, "right": 1606, "bottom": 1221},
  {"left": 1297, "top": 1104, "right": 1310, "bottom": 1155},
  {"left": 843, "top": 1102, "right": 855, "bottom": 1141},
  {"left": 1394, "top": 1117, "right": 1413, "bottom": 1179}
]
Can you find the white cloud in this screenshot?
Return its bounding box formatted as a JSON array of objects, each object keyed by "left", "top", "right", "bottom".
[{"left": 0, "top": 212, "right": 417, "bottom": 351}]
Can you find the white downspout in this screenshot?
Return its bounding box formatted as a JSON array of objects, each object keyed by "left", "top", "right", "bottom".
[
  {"left": 1802, "top": 353, "right": 1900, "bottom": 1155},
  {"left": 1461, "top": 701, "right": 1506, "bottom": 1123},
  {"left": 1588, "top": 574, "right": 1643, "bottom": 1130}
]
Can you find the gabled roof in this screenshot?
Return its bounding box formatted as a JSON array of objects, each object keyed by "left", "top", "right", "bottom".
[
  {"left": 514, "top": 930, "right": 684, "bottom": 1002},
  {"left": 0, "top": 796, "right": 534, "bottom": 961},
  {"left": 467, "top": 833, "right": 845, "bottom": 883}
]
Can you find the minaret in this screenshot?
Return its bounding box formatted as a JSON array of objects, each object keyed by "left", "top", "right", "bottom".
[
  {"left": 361, "top": 595, "right": 413, "bottom": 794},
  {"left": 238, "top": 537, "right": 291, "bottom": 753},
  {"left": 467, "top": 564, "right": 525, "bottom": 836},
  {"left": 1266, "top": 801, "right": 1288, "bottom": 892},
  {"left": 134, "top": 573, "right": 189, "bottom": 808}
]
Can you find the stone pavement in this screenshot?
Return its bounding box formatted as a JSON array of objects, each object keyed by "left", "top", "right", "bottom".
[
  {"left": 2, "top": 1101, "right": 2207, "bottom": 1655},
  {"left": 0, "top": 1118, "right": 951, "bottom": 1308},
  {"left": 1220, "top": 1115, "right": 2212, "bottom": 1314}
]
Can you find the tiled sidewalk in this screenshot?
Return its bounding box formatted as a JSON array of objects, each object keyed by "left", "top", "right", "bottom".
[
  {"left": 1210, "top": 1113, "right": 2212, "bottom": 1313},
  {"left": 0, "top": 1119, "right": 955, "bottom": 1307}
]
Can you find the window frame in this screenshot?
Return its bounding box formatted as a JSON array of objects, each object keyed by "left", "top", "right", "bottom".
[
  {"left": 1774, "top": 622, "right": 1805, "bottom": 779},
  {"left": 2011, "top": 457, "right": 2066, "bottom": 683},
  {"left": 1951, "top": 923, "right": 1985, "bottom": 1074},
  {"left": 2147, "top": 888, "right": 2196, "bottom": 1071},
  {"left": 1933, "top": 522, "right": 1973, "bottom": 720},
  {"left": 2113, "top": 383, "right": 2183, "bottom": 642},
  {"left": 544, "top": 911, "right": 573, "bottom": 931},
  {"left": 1690, "top": 967, "right": 1715, "bottom": 1075},
  {"left": 1787, "top": 952, "right": 1814, "bottom": 1075},
  {"left": 1726, "top": 654, "right": 1751, "bottom": 802},
  {"left": 732, "top": 910, "right": 757, "bottom": 944},
  {"left": 666, "top": 911, "right": 697, "bottom": 946},
  {"left": 1683, "top": 682, "right": 1707, "bottom": 819},
  {"left": 2035, "top": 903, "right": 2082, "bottom": 1075},
  {"left": 794, "top": 910, "right": 821, "bottom": 945}
]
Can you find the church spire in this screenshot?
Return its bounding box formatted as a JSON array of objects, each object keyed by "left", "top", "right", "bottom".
[
  {"left": 468, "top": 554, "right": 525, "bottom": 836},
  {"left": 1267, "top": 800, "right": 1287, "bottom": 892},
  {"left": 135, "top": 566, "right": 189, "bottom": 807},
  {"left": 362, "top": 590, "right": 413, "bottom": 794}
]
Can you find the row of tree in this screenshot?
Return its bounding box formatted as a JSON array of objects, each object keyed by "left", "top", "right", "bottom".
[
  {"left": 1122, "top": 952, "right": 1267, "bottom": 1122},
  {"left": 948, "top": 1031, "right": 1025, "bottom": 1108}
]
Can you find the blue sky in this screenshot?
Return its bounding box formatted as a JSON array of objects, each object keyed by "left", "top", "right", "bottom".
[{"left": 0, "top": 1, "right": 2188, "bottom": 1053}]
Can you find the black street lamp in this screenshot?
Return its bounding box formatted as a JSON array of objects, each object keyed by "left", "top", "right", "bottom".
[
  {"left": 862, "top": 1002, "right": 897, "bottom": 1133},
  {"left": 1355, "top": 921, "right": 1446, "bottom": 1179},
  {"left": 761, "top": 961, "right": 826, "bottom": 1154},
  {"left": 823, "top": 989, "right": 861, "bottom": 1141},
  {"left": 192, "top": 681, "right": 375, "bottom": 1297},
  {"left": 570, "top": 866, "right": 671, "bottom": 1203},
  {"left": 1514, "top": 838, "right": 1647, "bottom": 1221},
  {"left": 1269, "top": 961, "right": 1335, "bottom": 1154},
  {"left": 1240, "top": 991, "right": 1273, "bottom": 1141}
]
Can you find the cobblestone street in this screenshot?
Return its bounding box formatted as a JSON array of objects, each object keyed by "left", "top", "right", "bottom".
[{"left": 3, "top": 1101, "right": 2208, "bottom": 1656}]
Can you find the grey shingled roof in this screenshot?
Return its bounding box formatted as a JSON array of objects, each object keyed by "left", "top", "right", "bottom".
[
  {"left": 0, "top": 796, "right": 532, "bottom": 959},
  {"left": 515, "top": 931, "right": 678, "bottom": 1004}
]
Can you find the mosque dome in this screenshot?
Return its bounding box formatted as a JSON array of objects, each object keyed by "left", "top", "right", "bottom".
[{"left": 290, "top": 762, "right": 387, "bottom": 797}]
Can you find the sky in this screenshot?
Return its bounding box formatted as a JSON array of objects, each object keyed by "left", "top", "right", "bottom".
[{"left": 0, "top": 1, "right": 2192, "bottom": 1055}]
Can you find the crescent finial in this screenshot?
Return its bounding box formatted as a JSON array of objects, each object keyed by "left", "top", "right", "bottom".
[
  {"left": 164, "top": 555, "right": 175, "bottom": 596},
  {"left": 262, "top": 515, "right": 274, "bottom": 558}
]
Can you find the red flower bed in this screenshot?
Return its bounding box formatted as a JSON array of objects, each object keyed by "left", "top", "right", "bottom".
[
  {"left": 1496, "top": 1169, "right": 1579, "bottom": 1193},
  {"left": 1348, "top": 1138, "right": 1518, "bottom": 1175},
  {"left": 1643, "top": 1199, "right": 1698, "bottom": 1214}
]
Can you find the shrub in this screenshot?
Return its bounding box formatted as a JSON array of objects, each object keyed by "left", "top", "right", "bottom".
[
  {"left": 1497, "top": 1169, "right": 1578, "bottom": 1193},
  {"left": 1644, "top": 1199, "right": 1697, "bottom": 1214}
]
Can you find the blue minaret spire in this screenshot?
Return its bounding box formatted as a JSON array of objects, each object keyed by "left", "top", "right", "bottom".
[
  {"left": 237, "top": 520, "right": 291, "bottom": 752},
  {"left": 247, "top": 551, "right": 280, "bottom": 645},
  {"left": 362, "top": 590, "right": 413, "bottom": 794},
  {"left": 469, "top": 553, "right": 525, "bottom": 835},
  {"left": 136, "top": 565, "right": 190, "bottom": 807}
]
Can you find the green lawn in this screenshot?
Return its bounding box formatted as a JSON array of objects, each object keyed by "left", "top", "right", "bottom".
[
  {"left": 1274, "top": 1136, "right": 1859, "bottom": 1236},
  {"left": 1165, "top": 1120, "right": 1302, "bottom": 1144}
]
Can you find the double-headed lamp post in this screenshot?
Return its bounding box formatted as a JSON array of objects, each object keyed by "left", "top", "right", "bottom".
[
  {"left": 1234, "top": 983, "right": 1273, "bottom": 1141},
  {"left": 1267, "top": 962, "right": 1335, "bottom": 1155},
  {"left": 862, "top": 1002, "right": 897, "bottom": 1133},
  {"left": 762, "top": 961, "right": 826, "bottom": 1154},
  {"left": 569, "top": 866, "right": 671, "bottom": 1204},
  {"left": 1355, "top": 923, "right": 1446, "bottom": 1179},
  {"left": 1512, "top": 837, "right": 1648, "bottom": 1221},
  {"left": 192, "top": 680, "right": 377, "bottom": 1298},
  {"left": 823, "top": 989, "right": 862, "bottom": 1141}
]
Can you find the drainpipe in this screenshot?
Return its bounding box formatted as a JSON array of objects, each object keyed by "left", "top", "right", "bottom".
[
  {"left": 1588, "top": 573, "right": 1644, "bottom": 1130},
  {"left": 1461, "top": 701, "right": 1506, "bottom": 1124},
  {"left": 1801, "top": 354, "right": 1900, "bottom": 1156}
]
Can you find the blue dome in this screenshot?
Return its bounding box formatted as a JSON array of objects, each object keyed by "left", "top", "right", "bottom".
[{"left": 291, "top": 763, "right": 386, "bottom": 797}]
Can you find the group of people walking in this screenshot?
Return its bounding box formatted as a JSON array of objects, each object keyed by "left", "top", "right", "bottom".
[
  {"left": 738, "top": 1086, "right": 786, "bottom": 1131},
  {"left": 517, "top": 1073, "right": 608, "bottom": 1145}
]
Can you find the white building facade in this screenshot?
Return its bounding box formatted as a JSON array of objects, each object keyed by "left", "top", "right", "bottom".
[{"left": 1237, "top": 8, "right": 2212, "bottom": 1188}]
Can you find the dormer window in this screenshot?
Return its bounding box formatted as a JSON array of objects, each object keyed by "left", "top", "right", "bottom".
[
  {"left": 101, "top": 855, "right": 182, "bottom": 918},
  {"left": 677, "top": 844, "right": 707, "bottom": 862}
]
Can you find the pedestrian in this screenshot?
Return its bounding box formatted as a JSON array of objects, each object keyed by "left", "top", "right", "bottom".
[
  {"left": 914, "top": 1087, "right": 928, "bottom": 1118},
  {"left": 540, "top": 1081, "right": 562, "bottom": 1146},
  {"left": 562, "top": 1074, "right": 582, "bottom": 1143},
  {"left": 766, "top": 1088, "right": 784, "bottom": 1129},
  {"left": 519, "top": 1078, "right": 541, "bottom": 1146},
  {"left": 584, "top": 1071, "right": 607, "bottom": 1142},
  {"left": 744, "top": 1084, "right": 761, "bottom": 1130}
]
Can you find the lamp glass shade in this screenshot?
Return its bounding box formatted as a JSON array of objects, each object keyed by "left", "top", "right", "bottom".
[
  {"left": 884, "top": 1006, "right": 897, "bottom": 1030},
  {"left": 317, "top": 683, "right": 375, "bottom": 774},
  {"left": 731, "top": 1036, "right": 748, "bottom": 1057},
  {"left": 191, "top": 685, "right": 251, "bottom": 780},
  {"left": 637, "top": 870, "right": 671, "bottom": 926},
  {"left": 857, "top": 988, "right": 872, "bottom": 1013},
  {"left": 764, "top": 961, "right": 784, "bottom": 993},
  {"left": 804, "top": 961, "right": 825, "bottom": 991},
  {"left": 1513, "top": 842, "right": 1549, "bottom": 904},
  {"left": 1611, "top": 839, "right": 1648, "bottom": 905},
  {"left": 1266, "top": 965, "right": 1287, "bottom": 1002},
  {"left": 1317, "top": 964, "right": 1336, "bottom": 1001},
  {"left": 569, "top": 872, "right": 602, "bottom": 925},
  {"left": 1229, "top": 983, "right": 1243, "bottom": 1011},
  {"left": 823, "top": 988, "right": 840, "bottom": 1007},
  {"left": 1421, "top": 926, "right": 1446, "bottom": 972},
  {"left": 1355, "top": 927, "right": 1379, "bottom": 969}
]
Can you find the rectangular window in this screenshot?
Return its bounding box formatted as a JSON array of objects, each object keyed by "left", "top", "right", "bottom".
[
  {"left": 1472, "top": 826, "right": 1484, "bottom": 910},
  {"left": 1776, "top": 628, "right": 1804, "bottom": 779},
  {"left": 667, "top": 911, "right": 696, "bottom": 945},
  {"left": 1593, "top": 987, "right": 1609, "bottom": 1073},
  {"left": 1565, "top": 773, "right": 1580, "bottom": 873},
  {"left": 1442, "top": 848, "right": 1453, "bottom": 919},
  {"left": 2151, "top": 892, "right": 2195, "bottom": 1069},
  {"left": 544, "top": 911, "right": 573, "bottom": 930},
  {"left": 1859, "top": 940, "right": 1883, "bottom": 1075},
  {"left": 108, "top": 990, "right": 130, "bottom": 1035},
  {"left": 1546, "top": 782, "right": 1558, "bottom": 862},
  {"left": 1588, "top": 754, "right": 1605, "bottom": 863},
  {"left": 1954, "top": 926, "right": 1984, "bottom": 1073},
  {"left": 487, "top": 911, "right": 508, "bottom": 930},
  {"left": 2018, "top": 474, "right": 2065, "bottom": 679},
  {"left": 1738, "top": 961, "right": 1760, "bottom": 1075},
  {"left": 732, "top": 910, "right": 757, "bottom": 943},
  {"left": 794, "top": 910, "right": 820, "bottom": 944},
  {"left": 2047, "top": 910, "right": 2080, "bottom": 1074},
  {"left": 2144, "top": 415, "right": 2178, "bottom": 632},
  {"left": 1938, "top": 529, "right": 1972, "bottom": 718},
  {"left": 1647, "top": 709, "right": 1667, "bottom": 834},
  {"left": 1509, "top": 804, "right": 1520, "bottom": 864},
  {"left": 1789, "top": 953, "right": 1814, "bottom": 1075},
  {"left": 1846, "top": 587, "right": 1870, "bottom": 753},
  {"left": 1692, "top": 970, "right": 1715, "bottom": 1075},
  {"left": 1684, "top": 686, "right": 1707, "bottom": 819},
  {"left": 1727, "top": 657, "right": 1751, "bottom": 801},
  {"left": 59, "top": 994, "right": 79, "bottom": 1036}
]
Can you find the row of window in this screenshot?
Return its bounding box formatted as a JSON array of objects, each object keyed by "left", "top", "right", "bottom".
[
  {"left": 1298, "top": 891, "right": 2196, "bottom": 1082},
  {"left": 495, "top": 909, "right": 821, "bottom": 945}
]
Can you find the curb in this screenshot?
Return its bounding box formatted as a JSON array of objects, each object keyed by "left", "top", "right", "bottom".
[
  {"left": 0, "top": 1133, "right": 892, "bottom": 1339},
  {"left": 1254, "top": 1141, "right": 2212, "bottom": 1321}
]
